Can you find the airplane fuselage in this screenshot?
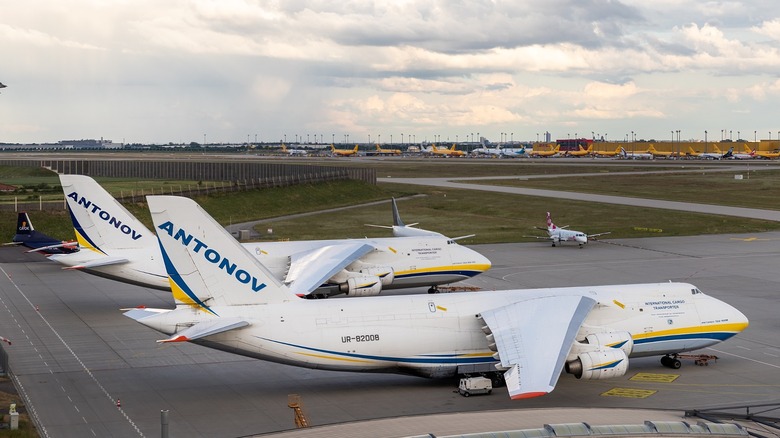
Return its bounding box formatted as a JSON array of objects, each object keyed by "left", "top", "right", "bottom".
[
  {"left": 549, "top": 228, "right": 588, "bottom": 245},
  {"left": 135, "top": 282, "right": 747, "bottom": 378},
  {"left": 49, "top": 235, "right": 491, "bottom": 292}
]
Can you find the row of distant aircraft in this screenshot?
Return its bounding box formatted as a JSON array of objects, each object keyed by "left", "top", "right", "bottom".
[
  {"left": 7, "top": 175, "right": 748, "bottom": 399},
  {"left": 284, "top": 140, "right": 779, "bottom": 160}
]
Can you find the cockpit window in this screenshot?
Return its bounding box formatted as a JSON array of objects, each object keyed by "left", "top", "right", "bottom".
[{"left": 691, "top": 288, "right": 702, "bottom": 295}]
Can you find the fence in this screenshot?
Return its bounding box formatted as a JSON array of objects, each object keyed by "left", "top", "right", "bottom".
[{"left": 0, "top": 158, "right": 377, "bottom": 211}]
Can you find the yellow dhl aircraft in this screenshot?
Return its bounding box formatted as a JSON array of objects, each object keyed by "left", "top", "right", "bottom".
[
  {"left": 565, "top": 144, "right": 593, "bottom": 157},
  {"left": 647, "top": 145, "right": 683, "bottom": 158},
  {"left": 528, "top": 145, "right": 560, "bottom": 157},
  {"left": 431, "top": 144, "right": 466, "bottom": 157},
  {"left": 330, "top": 144, "right": 359, "bottom": 156},
  {"left": 741, "top": 144, "right": 779, "bottom": 159},
  {"left": 594, "top": 146, "right": 622, "bottom": 157},
  {"left": 375, "top": 144, "right": 402, "bottom": 155}
]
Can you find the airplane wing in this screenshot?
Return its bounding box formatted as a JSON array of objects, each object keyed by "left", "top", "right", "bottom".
[
  {"left": 285, "top": 243, "right": 375, "bottom": 296},
  {"left": 523, "top": 235, "right": 552, "bottom": 240},
  {"left": 480, "top": 295, "right": 596, "bottom": 399},
  {"left": 587, "top": 232, "right": 611, "bottom": 239}
]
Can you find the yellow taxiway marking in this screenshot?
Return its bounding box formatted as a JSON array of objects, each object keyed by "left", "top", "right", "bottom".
[
  {"left": 729, "top": 237, "right": 780, "bottom": 242},
  {"left": 630, "top": 373, "right": 680, "bottom": 383},
  {"left": 601, "top": 388, "right": 657, "bottom": 398}
]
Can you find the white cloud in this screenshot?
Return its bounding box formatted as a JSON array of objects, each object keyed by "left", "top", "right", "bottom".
[{"left": 2, "top": 0, "right": 780, "bottom": 143}]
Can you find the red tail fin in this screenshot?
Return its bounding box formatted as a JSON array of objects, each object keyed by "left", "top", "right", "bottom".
[{"left": 546, "top": 212, "right": 556, "bottom": 230}]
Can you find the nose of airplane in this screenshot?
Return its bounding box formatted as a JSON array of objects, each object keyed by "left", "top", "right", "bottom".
[
  {"left": 729, "top": 303, "right": 750, "bottom": 331},
  {"left": 471, "top": 248, "right": 492, "bottom": 273},
  {"left": 716, "top": 298, "right": 749, "bottom": 340}
]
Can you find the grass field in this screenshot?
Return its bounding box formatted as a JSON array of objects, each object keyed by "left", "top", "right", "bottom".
[
  {"left": 1, "top": 161, "right": 780, "bottom": 245},
  {"left": 465, "top": 167, "right": 780, "bottom": 211}
]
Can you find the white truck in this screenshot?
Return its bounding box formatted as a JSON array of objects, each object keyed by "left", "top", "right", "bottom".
[{"left": 458, "top": 377, "right": 492, "bottom": 397}]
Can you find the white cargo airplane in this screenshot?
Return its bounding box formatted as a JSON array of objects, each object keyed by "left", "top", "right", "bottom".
[
  {"left": 125, "top": 195, "right": 748, "bottom": 399},
  {"left": 619, "top": 147, "right": 653, "bottom": 159},
  {"left": 49, "top": 175, "right": 491, "bottom": 296},
  {"left": 526, "top": 212, "right": 610, "bottom": 248}
]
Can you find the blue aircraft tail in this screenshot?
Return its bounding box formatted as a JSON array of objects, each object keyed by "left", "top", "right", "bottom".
[{"left": 12, "top": 212, "right": 78, "bottom": 254}]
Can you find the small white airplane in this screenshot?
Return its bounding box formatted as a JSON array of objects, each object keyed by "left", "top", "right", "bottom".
[
  {"left": 49, "top": 175, "right": 491, "bottom": 296},
  {"left": 471, "top": 146, "right": 504, "bottom": 157},
  {"left": 500, "top": 147, "right": 527, "bottom": 158},
  {"left": 619, "top": 147, "right": 653, "bottom": 160},
  {"left": 280, "top": 144, "right": 307, "bottom": 156},
  {"left": 526, "top": 212, "right": 610, "bottom": 248},
  {"left": 126, "top": 195, "right": 748, "bottom": 399}
]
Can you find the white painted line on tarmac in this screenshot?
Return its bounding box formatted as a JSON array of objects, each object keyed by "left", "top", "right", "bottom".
[{"left": 709, "top": 348, "right": 780, "bottom": 369}]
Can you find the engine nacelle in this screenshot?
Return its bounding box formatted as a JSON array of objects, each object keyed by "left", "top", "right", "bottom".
[
  {"left": 565, "top": 349, "right": 628, "bottom": 380},
  {"left": 338, "top": 275, "right": 382, "bottom": 297},
  {"left": 583, "top": 331, "right": 634, "bottom": 356},
  {"left": 360, "top": 266, "right": 395, "bottom": 286}
]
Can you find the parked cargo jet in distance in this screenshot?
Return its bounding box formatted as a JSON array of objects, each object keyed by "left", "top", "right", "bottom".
[
  {"left": 525, "top": 212, "right": 609, "bottom": 248},
  {"left": 330, "top": 144, "right": 359, "bottom": 156},
  {"left": 126, "top": 195, "right": 748, "bottom": 400},
  {"left": 50, "top": 175, "right": 490, "bottom": 297}
]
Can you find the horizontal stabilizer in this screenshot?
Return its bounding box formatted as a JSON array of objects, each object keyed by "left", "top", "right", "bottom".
[
  {"left": 157, "top": 317, "right": 249, "bottom": 343},
  {"left": 26, "top": 242, "right": 78, "bottom": 253},
  {"left": 63, "top": 256, "right": 129, "bottom": 270}
]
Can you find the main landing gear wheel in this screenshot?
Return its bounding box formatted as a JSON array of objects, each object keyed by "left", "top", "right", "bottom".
[
  {"left": 660, "top": 354, "right": 682, "bottom": 369},
  {"left": 428, "top": 286, "right": 439, "bottom": 294}
]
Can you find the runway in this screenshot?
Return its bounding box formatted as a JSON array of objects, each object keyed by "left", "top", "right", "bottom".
[{"left": 0, "top": 232, "right": 778, "bottom": 438}]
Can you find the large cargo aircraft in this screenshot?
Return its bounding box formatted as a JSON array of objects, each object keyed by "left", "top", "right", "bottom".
[
  {"left": 126, "top": 195, "right": 748, "bottom": 399},
  {"left": 48, "top": 175, "right": 491, "bottom": 297}
]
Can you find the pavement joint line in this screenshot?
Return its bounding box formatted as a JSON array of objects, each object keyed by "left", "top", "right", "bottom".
[{"left": 0, "top": 265, "right": 146, "bottom": 437}]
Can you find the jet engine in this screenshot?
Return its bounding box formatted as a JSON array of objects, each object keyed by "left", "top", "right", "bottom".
[
  {"left": 565, "top": 349, "right": 628, "bottom": 380},
  {"left": 359, "top": 266, "right": 395, "bottom": 286},
  {"left": 338, "top": 275, "right": 382, "bottom": 296},
  {"left": 582, "top": 331, "right": 634, "bottom": 356}
]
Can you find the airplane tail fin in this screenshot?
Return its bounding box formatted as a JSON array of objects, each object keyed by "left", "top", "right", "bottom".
[
  {"left": 546, "top": 212, "right": 556, "bottom": 230},
  {"left": 391, "top": 198, "right": 405, "bottom": 227},
  {"left": 353, "top": 145, "right": 359, "bottom": 152},
  {"left": 59, "top": 174, "right": 156, "bottom": 255},
  {"left": 15, "top": 212, "right": 34, "bottom": 235},
  {"left": 147, "top": 196, "right": 297, "bottom": 310}
]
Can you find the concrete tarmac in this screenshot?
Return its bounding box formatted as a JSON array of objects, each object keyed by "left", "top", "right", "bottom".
[{"left": 0, "top": 231, "right": 778, "bottom": 437}]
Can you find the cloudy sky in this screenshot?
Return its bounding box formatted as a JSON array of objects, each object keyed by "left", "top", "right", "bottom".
[{"left": 2, "top": 0, "right": 779, "bottom": 145}]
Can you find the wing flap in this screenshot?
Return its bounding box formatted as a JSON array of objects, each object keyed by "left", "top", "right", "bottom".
[
  {"left": 480, "top": 295, "right": 596, "bottom": 399},
  {"left": 285, "top": 243, "right": 374, "bottom": 295}
]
